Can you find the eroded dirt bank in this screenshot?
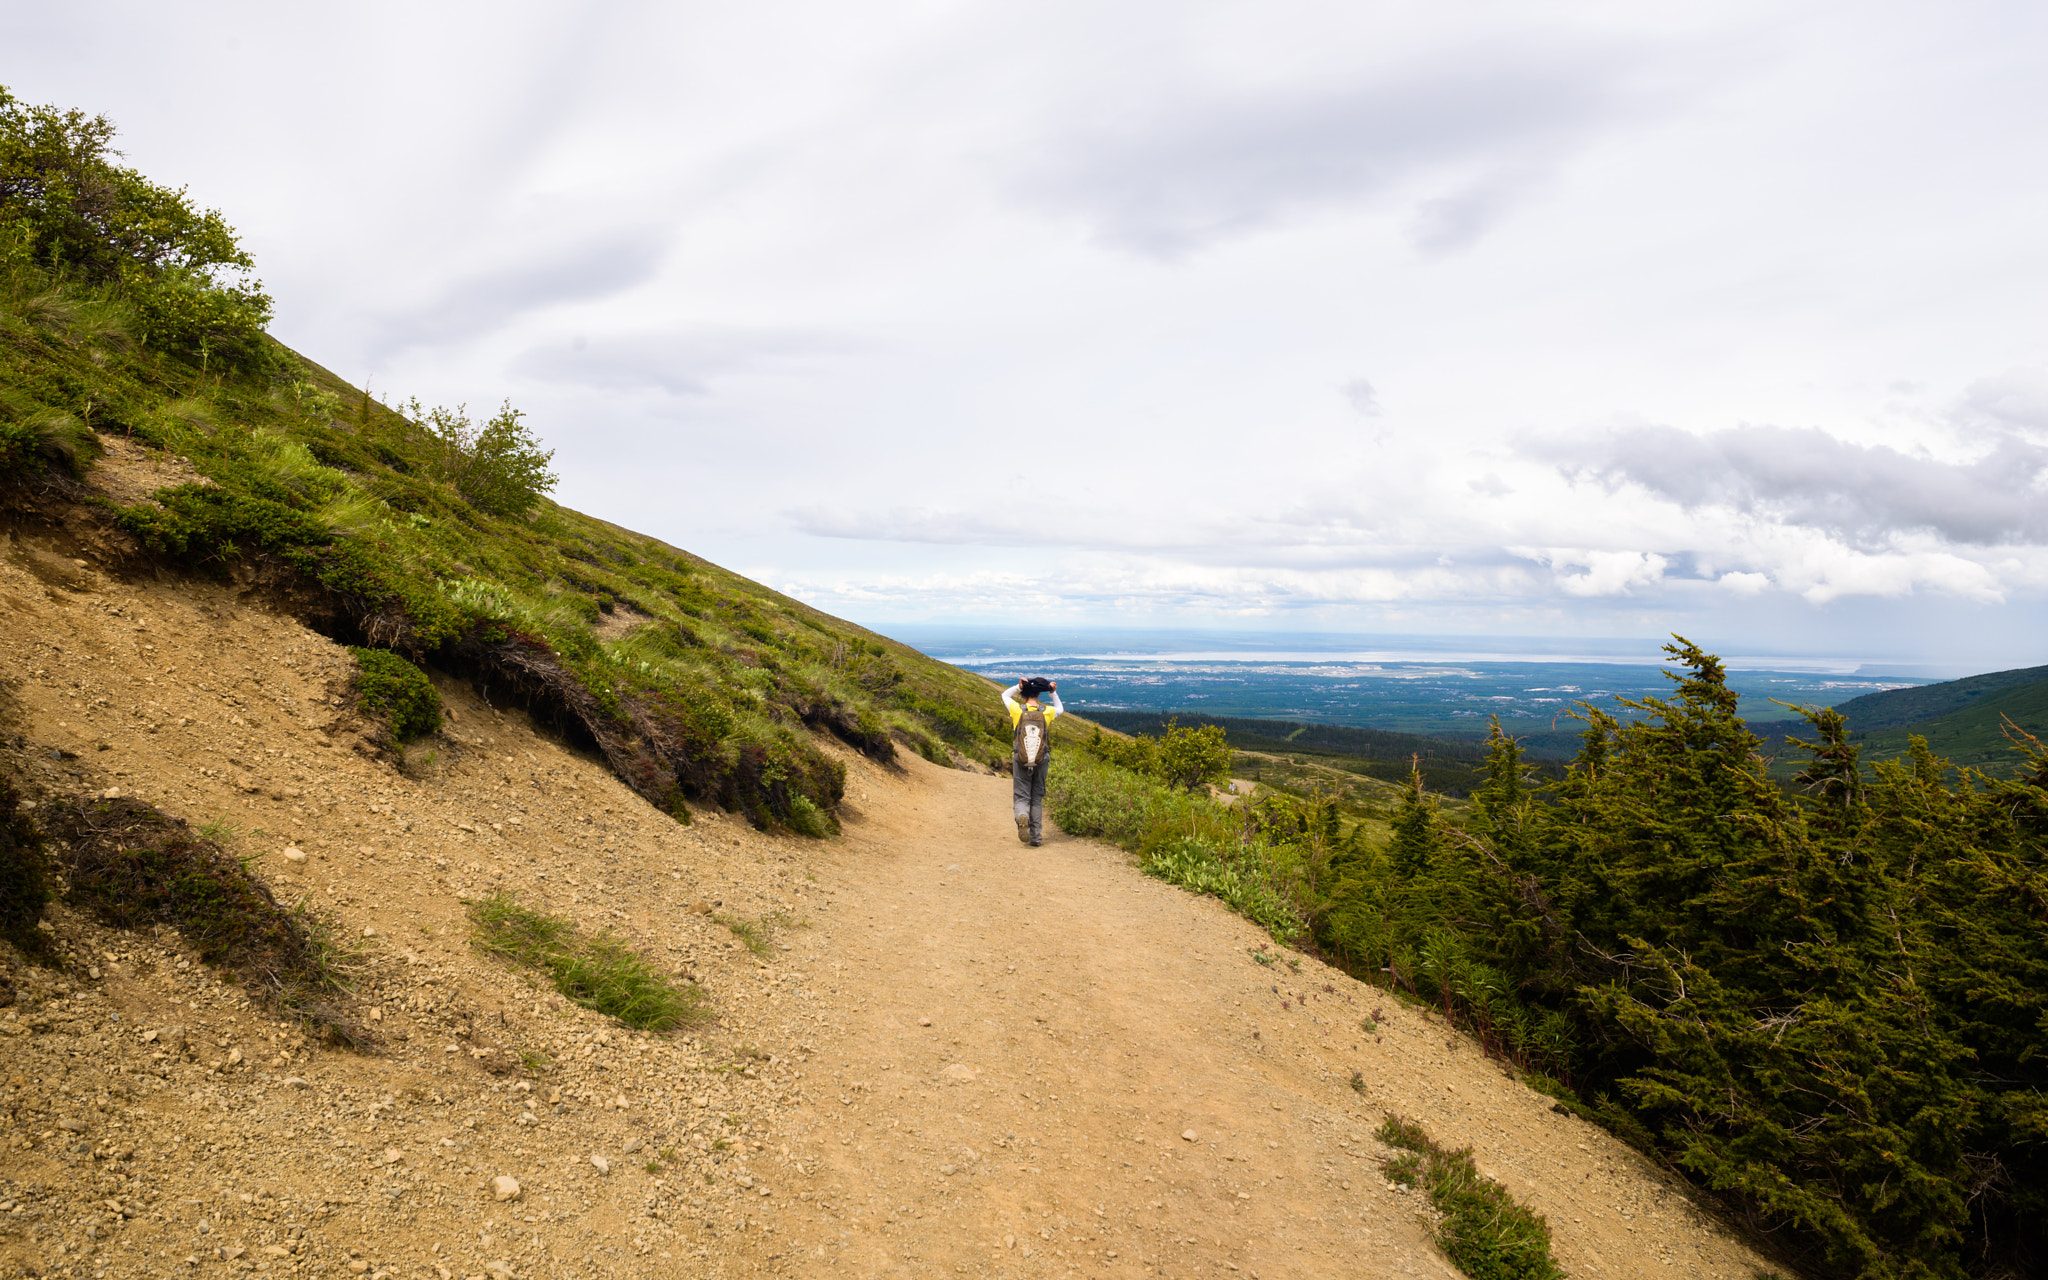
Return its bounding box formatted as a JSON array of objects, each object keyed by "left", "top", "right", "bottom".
[{"left": 0, "top": 526, "right": 1775, "bottom": 1280}]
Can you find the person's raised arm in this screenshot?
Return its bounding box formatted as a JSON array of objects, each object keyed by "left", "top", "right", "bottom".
[
  {"left": 1001, "top": 683, "right": 1021, "bottom": 711},
  {"left": 1047, "top": 689, "right": 1064, "bottom": 718}
]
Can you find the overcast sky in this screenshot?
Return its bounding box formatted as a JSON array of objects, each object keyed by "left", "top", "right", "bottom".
[{"left": 12, "top": 1, "right": 2048, "bottom": 666}]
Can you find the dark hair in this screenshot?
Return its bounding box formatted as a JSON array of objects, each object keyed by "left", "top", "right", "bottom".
[{"left": 1019, "top": 676, "right": 1054, "bottom": 697}]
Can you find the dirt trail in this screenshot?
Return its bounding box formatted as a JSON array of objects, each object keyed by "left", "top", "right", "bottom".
[
  {"left": 0, "top": 518, "right": 1776, "bottom": 1280},
  {"left": 784, "top": 752, "right": 1776, "bottom": 1280}
]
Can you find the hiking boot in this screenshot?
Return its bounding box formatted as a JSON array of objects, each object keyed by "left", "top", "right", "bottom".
[
  {"left": 1015, "top": 813, "right": 1031, "bottom": 842},
  {"left": 1030, "top": 837, "right": 1042, "bottom": 847}
]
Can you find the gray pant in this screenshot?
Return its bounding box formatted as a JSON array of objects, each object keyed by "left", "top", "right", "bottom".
[{"left": 1012, "top": 753, "right": 1050, "bottom": 840}]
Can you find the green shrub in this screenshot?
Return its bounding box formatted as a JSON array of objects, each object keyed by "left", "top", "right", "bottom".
[
  {"left": 0, "top": 86, "right": 271, "bottom": 367},
  {"left": 349, "top": 647, "right": 442, "bottom": 742},
  {"left": 1155, "top": 720, "right": 1232, "bottom": 790},
  {"left": 1377, "top": 1115, "right": 1564, "bottom": 1280},
  {"left": 470, "top": 891, "right": 706, "bottom": 1032},
  {"left": 405, "top": 399, "right": 557, "bottom": 517},
  {"left": 1142, "top": 834, "right": 1302, "bottom": 942}
]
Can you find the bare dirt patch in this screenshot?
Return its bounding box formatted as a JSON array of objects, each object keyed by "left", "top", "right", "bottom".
[{"left": 85, "top": 434, "right": 213, "bottom": 507}]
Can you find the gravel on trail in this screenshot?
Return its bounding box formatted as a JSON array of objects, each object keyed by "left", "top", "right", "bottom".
[{"left": 0, "top": 528, "right": 1777, "bottom": 1279}]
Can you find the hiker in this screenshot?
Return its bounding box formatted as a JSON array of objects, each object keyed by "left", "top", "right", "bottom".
[{"left": 1003, "top": 676, "right": 1063, "bottom": 846}]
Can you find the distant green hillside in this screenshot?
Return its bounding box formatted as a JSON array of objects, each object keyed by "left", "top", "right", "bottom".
[
  {"left": 1086, "top": 710, "right": 1567, "bottom": 797},
  {"left": 1830, "top": 663, "right": 2048, "bottom": 731},
  {"left": 0, "top": 85, "right": 1026, "bottom": 832},
  {"left": 1854, "top": 679, "right": 2048, "bottom": 773}
]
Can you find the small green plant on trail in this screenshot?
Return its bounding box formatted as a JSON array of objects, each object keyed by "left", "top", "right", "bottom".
[
  {"left": 195, "top": 816, "right": 246, "bottom": 844},
  {"left": 348, "top": 646, "right": 442, "bottom": 742},
  {"left": 1377, "top": 1115, "right": 1565, "bottom": 1280},
  {"left": 714, "top": 911, "right": 777, "bottom": 959},
  {"left": 469, "top": 891, "right": 706, "bottom": 1032}
]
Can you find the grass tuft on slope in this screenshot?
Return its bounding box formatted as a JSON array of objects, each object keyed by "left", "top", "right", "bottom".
[
  {"left": 470, "top": 891, "right": 708, "bottom": 1032},
  {"left": 1377, "top": 1115, "right": 1565, "bottom": 1280}
]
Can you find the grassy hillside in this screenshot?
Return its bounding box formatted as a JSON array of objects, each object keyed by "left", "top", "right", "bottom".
[
  {"left": 0, "top": 86, "right": 1029, "bottom": 833},
  {"left": 1852, "top": 678, "right": 2048, "bottom": 772},
  {"left": 1829, "top": 662, "right": 2048, "bottom": 731}
]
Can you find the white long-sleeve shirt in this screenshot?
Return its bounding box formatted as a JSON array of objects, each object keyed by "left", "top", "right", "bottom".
[{"left": 1001, "top": 685, "right": 1063, "bottom": 726}]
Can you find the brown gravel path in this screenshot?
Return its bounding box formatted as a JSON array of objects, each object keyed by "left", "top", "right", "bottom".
[{"left": 774, "top": 751, "right": 1776, "bottom": 1280}]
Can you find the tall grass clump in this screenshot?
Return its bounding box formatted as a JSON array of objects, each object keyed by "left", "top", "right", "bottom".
[
  {"left": 470, "top": 891, "right": 707, "bottom": 1032},
  {"left": 1377, "top": 1115, "right": 1565, "bottom": 1280}
]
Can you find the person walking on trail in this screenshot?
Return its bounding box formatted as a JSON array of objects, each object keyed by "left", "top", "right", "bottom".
[{"left": 1004, "top": 677, "right": 1063, "bottom": 846}]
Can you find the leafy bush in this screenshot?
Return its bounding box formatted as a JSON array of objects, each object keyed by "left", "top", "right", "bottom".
[
  {"left": 470, "top": 891, "right": 707, "bottom": 1032},
  {"left": 348, "top": 647, "right": 442, "bottom": 742},
  {"left": 405, "top": 399, "right": 557, "bottom": 517},
  {"left": 1142, "top": 835, "right": 1302, "bottom": 941},
  {"left": 1155, "top": 720, "right": 1232, "bottom": 790},
  {"left": 1377, "top": 1115, "right": 1565, "bottom": 1280},
  {"left": 1086, "top": 720, "right": 1232, "bottom": 791},
  {"left": 0, "top": 85, "right": 271, "bottom": 366}
]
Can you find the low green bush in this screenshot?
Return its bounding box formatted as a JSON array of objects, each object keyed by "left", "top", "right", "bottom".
[
  {"left": 349, "top": 647, "right": 443, "bottom": 742},
  {"left": 1141, "top": 834, "right": 1302, "bottom": 942}
]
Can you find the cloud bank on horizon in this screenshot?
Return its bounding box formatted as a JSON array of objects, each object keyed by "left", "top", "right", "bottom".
[{"left": 15, "top": 0, "right": 2048, "bottom": 662}]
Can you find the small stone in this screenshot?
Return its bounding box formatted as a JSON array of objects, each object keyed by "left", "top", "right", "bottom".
[
  {"left": 1182, "top": 1129, "right": 1198, "bottom": 1142},
  {"left": 485, "top": 1262, "right": 515, "bottom": 1280},
  {"left": 226, "top": 1048, "right": 243, "bottom": 1065},
  {"left": 282, "top": 847, "right": 307, "bottom": 864},
  {"left": 622, "top": 1137, "right": 643, "bottom": 1154},
  {"left": 283, "top": 1077, "right": 310, "bottom": 1089},
  {"left": 222, "top": 1246, "right": 246, "bottom": 1260},
  {"left": 688, "top": 900, "right": 712, "bottom": 916},
  {"left": 546, "top": 1088, "right": 562, "bottom": 1104},
  {"left": 348, "top": 1262, "right": 369, "bottom": 1275},
  {"left": 492, "top": 1176, "right": 522, "bottom": 1202},
  {"left": 735, "top": 1175, "right": 753, "bottom": 1187},
  {"left": 589, "top": 1154, "right": 610, "bottom": 1175},
  {"left": 262, "top": 1245, "right": 292, "bottom": 1258},
  {"left": 362, "top": 926, "right": 377, "bottom": 938},
  {"left": 917, "top": 1016, "right": 932, "bottom": 1027},
  {"left": 942, "top": 1063, "right": 975, "bottom": 1082},
  {"left": 381, "top": 1148, "right": 404, "bottom": 1165},
  {"left": 56, "top": 1118, "right": 86, "bottom": 1133},
  {"left": 939, "top": 1164, "right": 956, "bottom": 1176}
]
